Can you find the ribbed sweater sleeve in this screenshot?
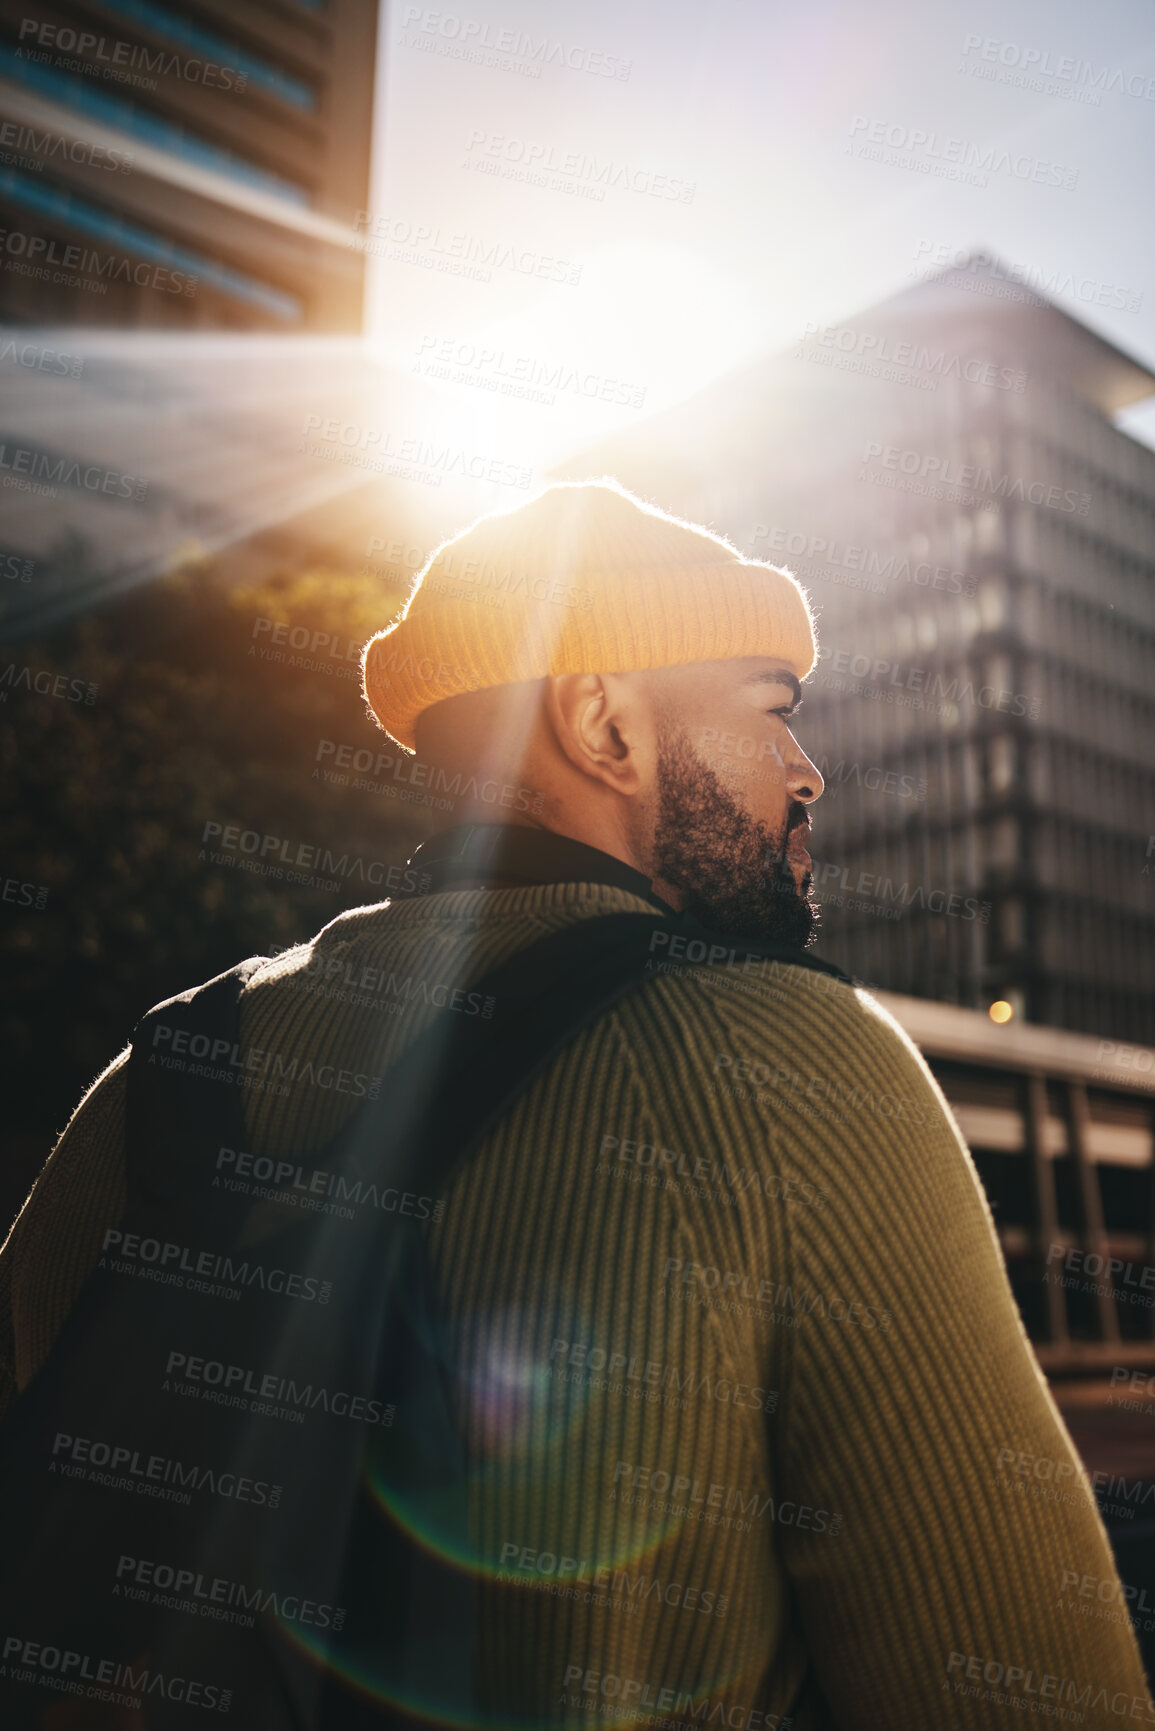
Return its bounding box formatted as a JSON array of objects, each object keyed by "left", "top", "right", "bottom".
[{"left": 682, "top": 972, "right": 1151, "bottom": 1725}]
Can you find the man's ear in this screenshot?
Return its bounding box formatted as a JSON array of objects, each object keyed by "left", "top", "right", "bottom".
[{"left": 544, "top": 672, "right": 647, "bottom": 796}]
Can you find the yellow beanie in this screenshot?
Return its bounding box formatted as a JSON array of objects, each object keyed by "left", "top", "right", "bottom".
[{"left": 362, "top": 479, "right": 816, "bottom": 751}]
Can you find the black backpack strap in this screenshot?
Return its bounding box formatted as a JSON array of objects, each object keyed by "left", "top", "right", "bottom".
[
  {"left": 124, "top": 917, "right": 850, "bottom": 1208},
  {"left": 324, "top": 909, "right": 854, "bottom": 1199}
]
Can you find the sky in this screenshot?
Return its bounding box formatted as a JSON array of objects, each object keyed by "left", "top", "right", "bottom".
[{"left": 364, "top": 0, "right": 1155, "bottom": 478}]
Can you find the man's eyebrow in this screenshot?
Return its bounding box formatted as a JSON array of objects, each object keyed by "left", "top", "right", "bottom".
[{"left": 742, "top": 669, "right": 802, "bottom": 710}]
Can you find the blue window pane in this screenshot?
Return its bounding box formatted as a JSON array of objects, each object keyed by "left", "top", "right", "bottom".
[
  {"left": 0, "top": 44, "right": 310, "bottom": 205},
  {"left": 0, "top": 165, "right": 303, "bottom": 319},
  {"left": 88, "top": 0, "right": 316, "bottom": 110}
]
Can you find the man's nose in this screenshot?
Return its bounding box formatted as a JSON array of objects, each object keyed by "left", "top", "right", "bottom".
[{"left": 786, "top": 739, "right": 823, "bottom": 803}]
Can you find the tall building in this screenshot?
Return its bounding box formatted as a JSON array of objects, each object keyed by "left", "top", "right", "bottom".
[
  {"left": 560, "top": 253, "right": 1155, "bottom": 1047},
  {"left": 0, "top": 0, "right": 378, "bottom": 330},
  {"left": 0, "top": 0, "right": 387, "bottom": 631}
]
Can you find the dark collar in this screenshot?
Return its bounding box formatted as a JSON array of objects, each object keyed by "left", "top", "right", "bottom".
[{"left": 405, "top": 824, "right": 676, "bottom": 913}]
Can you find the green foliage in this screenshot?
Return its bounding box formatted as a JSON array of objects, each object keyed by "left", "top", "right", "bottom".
[{"left": 0, "top": 556, "right": 421, "bottom": 1204}]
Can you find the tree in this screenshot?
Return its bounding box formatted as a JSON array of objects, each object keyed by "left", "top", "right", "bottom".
[{"left": 0, "top": 552, "right": 420, "bottom": 1217}]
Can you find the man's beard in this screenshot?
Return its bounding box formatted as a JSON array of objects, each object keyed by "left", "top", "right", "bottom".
[{"left": 651, "top": 722, "right": 819, "bottom": 948}]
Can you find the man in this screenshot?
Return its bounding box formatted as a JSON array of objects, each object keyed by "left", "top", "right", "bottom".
[{"left": 1, "top": 479, "right": 1148, "bottom": 1725}]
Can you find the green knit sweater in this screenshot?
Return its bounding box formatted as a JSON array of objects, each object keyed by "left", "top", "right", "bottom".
[{"left": 1, "top": 881, "right": 1149, "bottom": 1727}]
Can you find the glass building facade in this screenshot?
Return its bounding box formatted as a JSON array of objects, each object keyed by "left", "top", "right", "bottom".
[{"left": 0, "top": 0, "right": 377, "bottom": 329}]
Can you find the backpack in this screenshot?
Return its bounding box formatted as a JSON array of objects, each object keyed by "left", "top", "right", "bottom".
[{"left": 0, "top": 910, "right": 850, "bottom": 1728}]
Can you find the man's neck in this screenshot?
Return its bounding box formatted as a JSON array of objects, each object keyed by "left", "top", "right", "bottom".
[{"left": 409, "top": 821, "right": 676, "bottom": 912}]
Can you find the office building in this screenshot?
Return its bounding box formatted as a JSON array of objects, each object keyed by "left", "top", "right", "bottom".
[
  {"left": 0, "top": 0, "right": 390, "bottom": 628},
  {"left": 0, "top": 0, "right": 377, "bottom": 330}
]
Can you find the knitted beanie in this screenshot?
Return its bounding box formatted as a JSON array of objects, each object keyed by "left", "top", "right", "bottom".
[{"left": 362, "top": 479, "right": 816, "bottom": 751}]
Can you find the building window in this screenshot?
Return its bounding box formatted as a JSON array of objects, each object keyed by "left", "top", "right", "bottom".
[
  {"left": 94, "top": 0, "right": 318, "bottom": 111},
  {"left": 987, "top": 816, "right": 1019, "bottom": 870},
  {"left": 0, "top": 46, "right": 311, "bottom": 206},
  {"left": 0, "top": 165, "right": 302, "bottom": 319},
  {"left": 978, "top": 581, "right": 1005, "bottom": 632},
  {"left": 1000, "top": 897, "right": 1024, "bottom": 951},
  {"left": 988, "top": 734, "right": 1016, "bottom": 794},
  {"left": 975, "top": 507, "right": 1001, "bottom": 552}
]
